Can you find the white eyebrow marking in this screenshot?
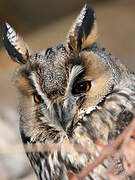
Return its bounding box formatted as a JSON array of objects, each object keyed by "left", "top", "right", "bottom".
[
  {"left": 64, "top": 65, "right": 84, "bottom": 107},
  {"left": 30, "top": 72, "right": 52, "bottom": 109}
]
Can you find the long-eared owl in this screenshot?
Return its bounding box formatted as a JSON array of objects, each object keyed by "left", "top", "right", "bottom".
[{"left": 2, "top": 4, "right": 135, "bottom": 180}]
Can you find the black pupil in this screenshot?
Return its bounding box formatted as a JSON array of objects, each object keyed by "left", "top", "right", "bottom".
[
  {"left": 72, "top": 81, "right": 91, "bottom": 94},
  {"left": 34, "top": 93, "right": 43, "bottom": 104}
]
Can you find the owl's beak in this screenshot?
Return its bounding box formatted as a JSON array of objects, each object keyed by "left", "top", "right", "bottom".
[{"left": 53, "top": 101, "right": 72, "bottom": 131}]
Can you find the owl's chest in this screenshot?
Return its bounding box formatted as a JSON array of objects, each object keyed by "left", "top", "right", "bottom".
[
  {"left": 27, "top": 146, "right": 107, "bottom": 180},
  {"left": 26, "top": 125, "right": 109, "bottom": 180}
]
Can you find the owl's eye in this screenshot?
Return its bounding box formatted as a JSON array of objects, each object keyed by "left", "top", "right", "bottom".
[
  {"left": 33, "top": 93, "right": 43, "bottom": 104},
  {"left": 72, "top": 81, "right": 91, "bottom": 95}
]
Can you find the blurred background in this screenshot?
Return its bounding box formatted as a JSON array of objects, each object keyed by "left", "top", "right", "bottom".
[{"left": 0, "top": 0, "right": 135, "bottom": 179}]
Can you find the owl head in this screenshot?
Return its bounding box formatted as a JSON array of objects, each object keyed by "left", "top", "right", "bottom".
[{"left": 2, "top": 5, "right": 126, "bottom": 143}]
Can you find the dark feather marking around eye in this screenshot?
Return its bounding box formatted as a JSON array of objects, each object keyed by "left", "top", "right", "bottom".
[{"left": 73, "top": 71, "right": 86, "bottom": 85}]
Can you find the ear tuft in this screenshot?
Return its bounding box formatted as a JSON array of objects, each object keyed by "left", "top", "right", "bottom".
[
  {"left": 66, "top": 4, "right": 97, "bottom": 53},
  {"left": 2, "top": 23, "right": 32, "bottom": 64}
]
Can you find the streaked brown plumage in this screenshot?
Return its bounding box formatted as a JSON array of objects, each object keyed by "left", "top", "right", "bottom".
[{"left": 2, "top": 4, "right": 135, "bottom": 180}]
